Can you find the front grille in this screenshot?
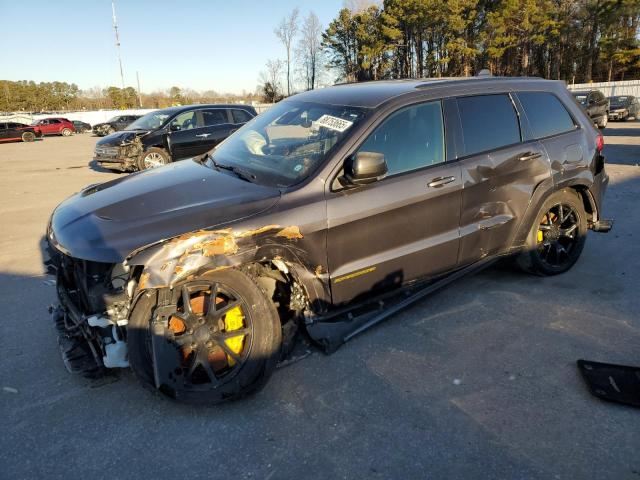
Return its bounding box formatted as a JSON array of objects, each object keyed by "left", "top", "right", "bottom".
[
  {"left": 54, "top": 251, "right": 117, "bottom": 314},
  {"left": 94, "top": 146, "right": 119, "bottom": 158}
]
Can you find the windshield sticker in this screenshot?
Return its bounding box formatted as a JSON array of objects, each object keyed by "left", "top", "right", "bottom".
[{"left": 315, "top": 114, "right": 354, "bottom": 133}]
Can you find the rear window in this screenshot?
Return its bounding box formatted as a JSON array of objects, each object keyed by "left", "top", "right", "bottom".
[
  {"left": 518, "top": 92, "right": 576, "bottom": 139},
  {"left": 232, "top": 109, "right": 253, "bottom": 124},
  {"left": 202, "top": 109, "right": 228, "bottom": 126},
  {"left": 457, "top": 94, "right": 521, "bottom": 156}
]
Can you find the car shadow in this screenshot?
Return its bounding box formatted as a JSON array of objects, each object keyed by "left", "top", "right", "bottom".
[{"left": 88, "top": 159, "right": 123, "bottom": 174}]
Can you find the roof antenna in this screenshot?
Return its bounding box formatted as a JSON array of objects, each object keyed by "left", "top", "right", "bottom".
[{"left": 477, "top": 69, "right": 492, "bottom": 77}]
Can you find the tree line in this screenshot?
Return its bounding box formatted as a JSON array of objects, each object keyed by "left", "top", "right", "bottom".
[
  {"left": 0, "top": 81, "right": 258, "bottom": 113},
  {"left": 321, "top": 0, "right": 640, "bottom": 83}
]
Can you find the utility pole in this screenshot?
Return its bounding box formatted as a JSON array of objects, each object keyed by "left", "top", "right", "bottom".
[
  {"left": 136, "top": 71, "right": 142, "bottom": 108},
  {"left": 111, "top": 0, "right": 125, "bottom": 90}
]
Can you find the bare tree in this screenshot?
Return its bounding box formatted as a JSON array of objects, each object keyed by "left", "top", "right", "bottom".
[
  {"left": 274, "top": 7, "right": 300, "bottom": 96},
  {"left": 296, "top": 11, "right": 324, "bottom": 90},
  {"left": 259, "top": 59, "right": 285, "bottom": 102}
]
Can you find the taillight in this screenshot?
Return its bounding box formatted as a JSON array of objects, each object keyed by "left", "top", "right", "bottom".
[{"left": 596, "top": 133, "right": 604, "bottom": 152}]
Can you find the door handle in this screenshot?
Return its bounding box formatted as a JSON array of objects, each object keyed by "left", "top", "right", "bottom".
[
  {"left": 195, "top": 133, "right": 211, "bottom": 138},
  {"left": 428, "top": 176, "right": 456, "bottom": 188},
  {"left": 519, "top": 151, "right": 542, "bottom": 161},
  {"left": 229, "top": 128, "right": 238, "bottom": 134}
]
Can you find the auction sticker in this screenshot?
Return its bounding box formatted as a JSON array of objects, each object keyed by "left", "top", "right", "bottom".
[{"left": 315, "top": 115, "right": 353, "bottom": 132}]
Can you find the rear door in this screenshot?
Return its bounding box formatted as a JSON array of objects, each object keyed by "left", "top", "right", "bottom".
[
  {"left": 7, "top": 123, "right": 22, "bottom": 139},
  {"left": 197, "top": 108, "right": 235, "bottom": 153},
  {"left": 516, "top": 91, "right": 586, "bottom": 188},
  {"left": 167, "top": 110, "right": 202, "bottom": 159},
  {"left": 326, "top": 99, "right": 462, "bottom": 305},
  {"left": 48, "top": 119, "right": 62, "bottom": 134},
  {"left": 455, "top": 93, "right": 551, "bottom": 265}
]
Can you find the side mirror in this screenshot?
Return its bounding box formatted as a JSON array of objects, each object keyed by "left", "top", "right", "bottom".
[
  {"left": 170, "top": 124, "right": 181, "bottom": 132},
  {"left": 343, "top": 151, "right": 387, "bottom": 185}
]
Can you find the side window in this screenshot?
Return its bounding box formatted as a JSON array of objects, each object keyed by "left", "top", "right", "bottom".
[
  {"left": 49, "top": 119, "right": 61, "bottom": 124},
  {"left": 171, "top": 111, "right": 198, "bottom": 130},
  {"left": 357, "top": 100, "right": 445, "bottom": 176},
  {"left": 232, "top": 109, "right": 253, "bottom": 124},
  {"left": 457, "top": 94, "right": 521, "bottom": 156},
  {"left": 202, "top": 109, "right": 228, "bottom": 127},
  {"left": 518, "top": 92, "right": 576, "bottom": 139}
]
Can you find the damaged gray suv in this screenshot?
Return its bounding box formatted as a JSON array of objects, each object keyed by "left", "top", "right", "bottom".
[{"left": 47, "top": 76, "right": 612, "bottom": 403}]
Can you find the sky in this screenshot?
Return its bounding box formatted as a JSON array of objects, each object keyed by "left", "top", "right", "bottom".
[{"left": 0, "top": 0, "right": 346, "bottom": 94}]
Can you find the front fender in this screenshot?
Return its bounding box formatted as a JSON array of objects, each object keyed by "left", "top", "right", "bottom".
[{"left": 126, "top": 224, "right": 306, "bottom": 290}]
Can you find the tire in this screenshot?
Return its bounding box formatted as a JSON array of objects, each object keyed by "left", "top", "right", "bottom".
[
  {"left": 21, "top": 131, "right": 35, "bottom": 142},
  {"left": 61, "top": 128, "right": 72, "bottom": 136},
  {"left": 137, "top": 147, "right": 170, "bottom": 170},
  {"left": 517, "top": 189, "right": 587, "bottom": 276},
  {"left": 598, "top": 114, "right": 608, "bottom": 129},
  {"left": 128, "top": 268, "right": 282, "bottom": 404}
]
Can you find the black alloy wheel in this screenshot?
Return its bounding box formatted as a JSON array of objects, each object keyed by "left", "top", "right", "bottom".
[{"left": 535, "top": 203, "right": 580, "bottom": 269}]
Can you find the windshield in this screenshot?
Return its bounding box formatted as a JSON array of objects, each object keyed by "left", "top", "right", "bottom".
[
  {"left": 573, "top": 94, "right": 588, "bottom": 105},
  {"left": 107, "top": 116, "right": 122, "bottom": 123},
  {"left": 609, "top": 96, "right": 629, "bottom": 107},
  {"left": 127, "top": 111, "right": 171, "bottom": 130},
  {"left": 208, "top": 101, "right": 367, "bottom": 187}
]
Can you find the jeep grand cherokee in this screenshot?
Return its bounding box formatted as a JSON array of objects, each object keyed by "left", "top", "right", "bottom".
[{"left": 47, "top": 77, "right": 611, "bottom": 403}]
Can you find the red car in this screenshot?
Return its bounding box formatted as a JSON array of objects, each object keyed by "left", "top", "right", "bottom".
[
  {"left": 0, "top": 122, "right": 43, "bottom": 143},
  {"left": 31, "top": 117, "right": 75, "bottom": 136}
]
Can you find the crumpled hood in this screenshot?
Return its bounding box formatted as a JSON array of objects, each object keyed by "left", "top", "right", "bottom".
[
  {"left": 49, "top": 160, "right": 281, "bottom": 263},
  {"left": 96, "top": 130, "right": 147, "bottom": 146}
]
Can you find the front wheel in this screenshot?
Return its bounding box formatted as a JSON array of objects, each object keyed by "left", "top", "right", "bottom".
[
  {"left": 137, "top": 147, "right": 170, "bottom": 170},
  {"left": 61, "top": 128, "right": 72, "bottom": 136},
  {"left": 517, "top": 189, "right": 587, "bottom": 276},
  {"left": 128, "top": 268, "right": 282, "bottom": 403}
]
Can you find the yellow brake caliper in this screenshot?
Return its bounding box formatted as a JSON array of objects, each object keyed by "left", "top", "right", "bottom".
[{"left": 224, "top": 306, "right": 245, "bottom": 366}]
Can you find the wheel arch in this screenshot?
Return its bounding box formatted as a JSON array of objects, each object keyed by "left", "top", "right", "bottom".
[
  {"left": 510, "top": 178, "right": 597, "bottom": 250},
  {"left": 125, "top": 225, "right": 329, "bottom": 314}
]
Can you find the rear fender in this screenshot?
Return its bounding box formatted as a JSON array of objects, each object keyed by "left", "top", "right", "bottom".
[{"left": 509, "top": 177, "right": 596, "bottom": 249}]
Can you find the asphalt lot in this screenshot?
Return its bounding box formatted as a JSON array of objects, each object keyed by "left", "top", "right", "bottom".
[{"left": 1, "top": 124, "right": 639, "bottom": 480}]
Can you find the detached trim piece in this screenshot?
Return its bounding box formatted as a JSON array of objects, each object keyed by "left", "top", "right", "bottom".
[{"left": 308, "top": 255, "right": 502, "bottom": 353}]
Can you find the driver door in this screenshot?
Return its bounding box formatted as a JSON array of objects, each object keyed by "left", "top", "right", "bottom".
[
  {"left": 326, "top": 100, "right": 462, "bottom": 306},
  {"left": 167, "top": 110, "right": 202, "bottom": 160}
]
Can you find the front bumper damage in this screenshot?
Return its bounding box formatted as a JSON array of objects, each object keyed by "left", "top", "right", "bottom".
[
  {"left": 94, "top": 138, "right": 143, "bottom": 172},
  {"left": 46, "top": 242, "right": 135, "bottom": 376}
]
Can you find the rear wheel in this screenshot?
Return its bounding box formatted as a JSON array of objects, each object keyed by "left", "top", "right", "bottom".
[
  {"left": 21, "top": 131, "right": 35, "bottom": 142},
  {"left": 61, "top": 128, "right": 72, "bottom": 136},
  {"left": 137, "top": 147, "right": 170, "bottom": 170},
  {"left": 517, "top": 189, "right": 587, "bottom": 276},
  {"left": 128, "top": 268, "right": 282, "bottom": 404}
]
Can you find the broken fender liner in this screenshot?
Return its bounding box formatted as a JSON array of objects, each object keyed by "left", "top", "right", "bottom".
[{"left": 577, "top": 359, "right": 640, "bottom": 408}]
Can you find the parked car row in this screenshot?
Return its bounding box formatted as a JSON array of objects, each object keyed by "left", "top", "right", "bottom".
[{"left": 571, "top": 89, "right": 639, "bottom": 127}]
